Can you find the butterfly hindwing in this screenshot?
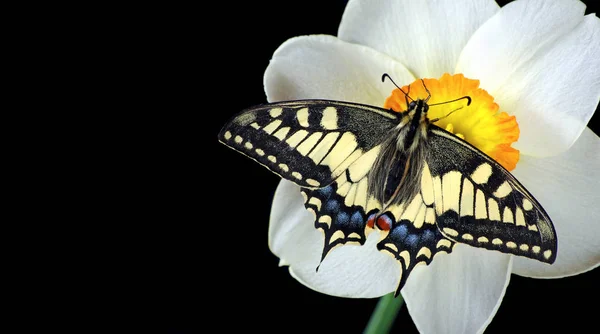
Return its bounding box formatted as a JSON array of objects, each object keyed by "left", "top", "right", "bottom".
[
  {"left": 376, "top": 195, "right": 456, "bottom": 295},
  {"left": 300, "top": 144, "right": 385, "bottom": 263},
  {"left": 426, "top": 126, "right": 557, "bottom": 263},
  {"left": 218, "top": 100, "right": 399, "bottom": 188},
  {"left": 303, "top": 141, "right": 457, "bottom": 295},
  {"left": 301, "top": 181, "right": 370, "bottom": 265}
]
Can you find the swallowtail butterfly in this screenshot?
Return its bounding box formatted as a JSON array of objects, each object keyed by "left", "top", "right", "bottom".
[{"left": 218, "top": 77, "right": 557, "bottom": 296}]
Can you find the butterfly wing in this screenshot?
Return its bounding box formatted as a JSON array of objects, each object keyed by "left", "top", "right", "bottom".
[
  {"left": 218, "top": 100, "right": 399, "bottom": 188},
  {"left": 426, "top": 125, "right": 557, "bottom": 263}
]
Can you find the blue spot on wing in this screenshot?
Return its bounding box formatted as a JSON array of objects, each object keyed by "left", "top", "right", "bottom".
[
  {"left": 318, "top": 186, "right": 333, "bottom": 198},
  {"left": 405, "top": 234, "right": 419, "bottom": 247},
  {"left": 336, "top": 211, "right": 350, "bottom": 226},
  {"left": 391, "top": 224, "right": 408, "bottom": 241},
  {"left": 325, "top": 200, "right": 340, "bottom": 213},
  {"left": 421, "top": 229, "right": 434, "bottom": 242},
  {"left": 350, "top": 211, "right": 364, "bottom": 227}
]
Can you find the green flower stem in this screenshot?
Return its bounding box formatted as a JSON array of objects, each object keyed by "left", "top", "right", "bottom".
[{"left": 364, "top": 293, "right": 405, "bottom": 334}]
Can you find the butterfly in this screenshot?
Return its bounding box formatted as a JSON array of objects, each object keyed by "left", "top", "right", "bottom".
[{"left": 218, "top": 75, "right": 557, "bottom": 296}]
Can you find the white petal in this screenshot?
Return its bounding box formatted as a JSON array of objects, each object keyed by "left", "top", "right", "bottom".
[
  {"left": 268, "top": 180, "right": 399, "bottom": 298},
  {"left": 511, "top": 127, "right": 600, "bottom": 278},
  {"left": 339, "top": 0, "right": 499, "bottom": 78},
  {"left": 495, "top": 15, "right": 600, "bottom": 157},
  {"left": 457, "top": 0, "right": 586, "bottom": 94},
  {"left": 493, "top": 14, "right": 600, "bottom": 156},
  {"left": 264, "top": 35, "right": 414, "bottom": 106},
  {"left": 403, "top": 244, "right": 512, "bottom": 334}
]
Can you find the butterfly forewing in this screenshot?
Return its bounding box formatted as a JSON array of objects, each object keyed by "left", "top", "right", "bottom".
[
  {"left": 426, "top": 126, "right": 557, "bottom": 263},
  {"left": 218, "top": 100, "right": 399, "bottom": 188}
]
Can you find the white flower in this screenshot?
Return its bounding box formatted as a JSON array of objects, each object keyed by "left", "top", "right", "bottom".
[{"left": 265, "top": 0, "right": 600, "bottom": 333}]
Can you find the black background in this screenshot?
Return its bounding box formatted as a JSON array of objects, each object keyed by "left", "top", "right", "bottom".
[{"left": 159, "top": 1, "right": 599, "bottom": 333}]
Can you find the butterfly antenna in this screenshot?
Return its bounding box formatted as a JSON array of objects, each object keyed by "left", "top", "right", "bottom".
[
  {"left": 428, "top": 96, "right": 472, "bottom": 123},
  {"left": 421, "top": 79, "right": 432, "bottom": 103},
  {"left": 382, "top": 73, "right": 414, "bottom": 103},
  {"left": 428, "top": 95, "right": 472, "bottom": 107}
]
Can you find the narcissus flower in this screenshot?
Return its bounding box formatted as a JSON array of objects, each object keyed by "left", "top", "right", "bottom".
[{"left": 265, "top": 0, "right": 600, "bottom": 333}]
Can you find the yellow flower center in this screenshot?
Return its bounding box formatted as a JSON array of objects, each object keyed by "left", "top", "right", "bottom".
[{"left": 384, "top": 73, "right": 520, "bottom": 171}]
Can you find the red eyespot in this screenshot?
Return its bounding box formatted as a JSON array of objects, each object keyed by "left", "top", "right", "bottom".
[{"left": 376, "top": 215, "right": 392, "bottom": 231}]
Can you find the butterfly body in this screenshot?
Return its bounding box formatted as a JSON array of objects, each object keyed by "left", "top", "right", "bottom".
[{"left": 219, "top": 98, "right": 557, "bottom": 295}]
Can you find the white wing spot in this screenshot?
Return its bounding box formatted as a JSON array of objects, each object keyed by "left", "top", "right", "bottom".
[
  {"left": 269, "top": 107, "right": 283, "bottom": 118},
  {"left": 321, "top": 106, "right": 338, "bottom": 130},
  {"left": 462, "top": 233, "right": 474, "bottom": 241},
  {"left": 543, "top": 250, "right": 552, "bottom": 259},
  {"left": 292, "top": 171, "right": 302, "bottom": 180},
  {"left": 224, "top": 131, "right": 232, "bottom": 140},
  {"left": 436, "top": 239, "right": 452, "bottom": 249},
  {"left": 523, "top": 198, "right": 533, "bottom": 211},
  {"left": 413, "top": 204, "right": 427, "bottom": 229},
  {"left": 273, "top": 127, "right": 290, "bottom": 140},
  {"left": 344, "top": 183, "right": 358, "bottom": 207},
  {"left": 308, "top": 197, "right": 321, "bottom": 210},
  {"left": 471, "top": 163, "right": 493, "bottom": 185},
  {"left": 417, "top": 247, "right": 432, "bottom": 259},
  {"left": 519, "top": 244, "right": 529, "bottom": 251},
  {"left": 443, "top": 227, "right": 459, "bottom": 237},
  {"left": 475, "top": 189, "right": 487, "bottom": 219},
  {"left": 460, "top": 178, "right": 474, "bottom": 217},
  {"left": 532, "top": 246, "right": 541, "bottom": 254},
  {"left": 279, "top": 163, "right": 289, "bottom": 172},
  {"left": 267, "top": 155, "right": 276, "bottom": 163},
  {"left": 506, "top": 241, "right": 517, "bottom": 249},
  {"left": 492, "top": 238, "right": 503, "bottom": 245},
  {"left": 425, "top": 207, "right": 436, "bottom": 225},
  {"left": 250, "top": 122, "right": 260, "bottom": 130},
  {"left": 477, "top": 236, "right": 489, "bottom": 243},
  {"left": 306, "top": 179, "right": 320, "bottom": 187},
  {"left": 320, "top": 132, "right": 358, "bottom": 170},
  {"left": 330, "top": 230, "right": 345, "bottom": 244},
  {"left": 255, "top": 148, "right": 265, "bottom": 156},
  {"left": 399, "top": 251, "right": 411, "bottom": 268},
  {"left": 244, "top": 142, "right": 253, "bottom": 149},
  {"left": 318, "top": 215, "right": 331, "bottom": 227},
  {"left": 297, "top": 107, "right": 309, "bottom": 127},
  {"left": 286, "top": 130, "right": 309, "bottom": 147},
  {"left": 493, "top": 181, "right": 512, "bottom": 198},
  {"left": 308, "top": 132, "right": 339, "bottom": 164},
  {"left": 528, "top": 224, "right": 538, "bottom": 232},
  {"left": 488, "top": 198, "right": 501, "bottom": 221},
  {"left": 515, "top": 207, "right": 526, "bottom": 226},
  {"left": 262, "top": 120, "right": 282, "bottom": 134},
  {"left": 296, "top": 132, "right": 323, "bottom": 156},
  {"left": 442, "top": 171, "right": 461, "bottom": 214},
  {"left": 234, "top": 135, "right": 243, "bottom": 144},
  {"left": 503, "top": 207, "right": 514, "bottom": 224}
]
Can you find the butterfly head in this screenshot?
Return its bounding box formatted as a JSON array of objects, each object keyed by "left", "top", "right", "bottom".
[{"left": 408, "top": 99, "right": 429, "bottom": 114}]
